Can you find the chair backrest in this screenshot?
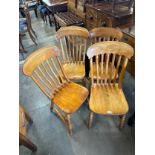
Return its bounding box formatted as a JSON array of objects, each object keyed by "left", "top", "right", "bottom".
[
  {"left": 23, "top": 46, "right": 69, "bottom": 99},
  {"left": 23, "top": 2, "right": 32, "bottom": 30},
  {"left": 56, "top": 26, "right": 89, "bottom": 64},
  {"left": 89, "top": 27, "right": 123, "bottom": 45},
  {"left": 87, "top": 41, "right": 134, "bottom": 88}
]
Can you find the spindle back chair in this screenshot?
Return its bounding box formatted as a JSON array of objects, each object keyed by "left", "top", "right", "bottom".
[
  {"left": 56, "top": 26, "right": 89, "bottom": 84},
  {"left": 88, "top": 27, "right": 123, "bottom": 81},
  {"left": 87, "top": 41, "right": 134, "bottom": 129},
  {"left": 89, "top": 27, "right": 123, "bottom": 45},
  {"left": 23, "top": 46, "right": 89, "bottom": 135},
  {"left": 23, "top": 2, "right": 37, "bottom": 45}
]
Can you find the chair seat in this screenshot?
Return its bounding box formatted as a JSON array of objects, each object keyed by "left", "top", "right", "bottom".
[
  {"left": 63, "top": 62, "right": 85, "bottom": 80},
  {"left": 89, "top": 63, "right": 117, "bottom": 80},
  {"left": 19, "top": 106, "right": 26, "bottom": 136},
  {"left": 53, "top": 82, "right": 88, "bottom": 113},
  {"left": 89, "top": 84, "right": 128, "bottom": 115}
]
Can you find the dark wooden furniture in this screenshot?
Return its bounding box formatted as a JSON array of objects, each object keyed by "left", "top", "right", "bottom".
[
  {"left": 42, "top": 0, "right": 68, "bottom": 30},
  {"left": 19, "top": 3, "right": 37, "bottom": 45},
  {"left": 23, "top": 46, "right": 89, "bottom": 135},
  {"left": 19, "top": 0, "right": 38, "bottom": 18},
  {"left": 85, "top": 3, "right": 134, "bottom": 30},
  {"left": 54, "top": 12, "right": 84, "bottom": 30},
  {"left": 121, "top": 31, "right": 135, "bottom": 77},
  {"left": 87, "top": 41, "right": 134, "bottom": 129},
  {"left": 19, "top": 105, "right": 37, "bottom": 152},
  {"left": 67, "top": 0, "right": 86, "bottom": 20}
]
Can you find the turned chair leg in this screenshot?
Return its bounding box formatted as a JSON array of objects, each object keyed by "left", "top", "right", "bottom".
[
  {"left": 119, "top": 114, "right": 126, "bottom": 129},
  {"left": 66, "top": 114, "right": 72, "bottom": 135},
  {"left": 19, "top": 133, "right": 37, "bottom": 152},
  {"left": 50, "top": 101, "right": 54, "bottom": 112},
  {"left": 88, "top": 111, "right": 94, "bottom": 129}
]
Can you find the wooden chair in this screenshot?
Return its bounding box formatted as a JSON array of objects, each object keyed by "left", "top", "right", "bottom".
[
  {"left": 88, "top": 27, "right": 123, "bottom": 85},
  {"left": 89, "top": 27, "right": 123, "bottom": 45},
  {"left": 23, "top": 46, "right": 89, "bottom": 135},
  {"left": 19, "top": 2, "right": 37, "bottom": 46},
  {"left": 87, "top": 41, "right": 134, "bottom": 129},
  {"left": 19, "top": 105, "right": 37, "bottom": 152},
  {"left": 56, "top": 26, "right": 89, "bottom": 85}
]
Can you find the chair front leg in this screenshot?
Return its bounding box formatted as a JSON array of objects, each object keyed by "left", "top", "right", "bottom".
[
  {"left": 66, "top": 114, "right": 72, "bottom": 135},
  {"left": 88, "top": 111, "right": 94, "bottom": 129},
  {"left": 19, "top": 133, "right": 37, "bottom": 152},
  {"left": 119, "top": 114, "right": 126, "bottom": 129}
]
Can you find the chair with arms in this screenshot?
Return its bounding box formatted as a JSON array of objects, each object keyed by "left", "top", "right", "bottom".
[
  {"left": 87, "top": 41, "right": 134, "bottom": 129},
  {"left": 23, "top": 46, "right": 89, "bottom": 135},
  {"left": 56, "top": 26, "right": 89, "bottom": 85}
]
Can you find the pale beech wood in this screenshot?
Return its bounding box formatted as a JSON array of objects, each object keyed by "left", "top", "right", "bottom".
[
  {"left": 62, "top": 62, "right": 85, "bottom": 80},
  {"left": 89, "top": 63, "right": 117, "bottom": 82},
  {"left": 89, "top": 28, "right": 123, "bottom": 80},
  {"left": 53, "top": 82, "right": 88, "bottom": 113},
  {"left": 23, "top": 46, "right": 89, "bottom": 134},
  {"left": 87, "top": 41, "right": 134, "bottom": 59},
  {"left": 56, "top": 26, "right": 89, "bottom": 39},
  {"left": 89, "top": 27, "right": 123, "bottom": 42},
  {"left": 87, "top": 42, "right": 133, "bottom": 128},
  {"left": 56, "top": 26, "right": 89, "bottom": 82},
  {"left": 89, "top": 84, "right": 129, "bottom": 115}
]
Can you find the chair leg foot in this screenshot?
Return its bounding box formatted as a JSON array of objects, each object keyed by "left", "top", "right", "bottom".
[
  {"left": 119, "top": 114, "right": 126, "bottom": 129},
  {"left": 19, "top": 133, "right": 37, "bottom": 152},
  {"left": 66, "top": 114, "right": 72, "bottom": 135},
  {"left": 88, "top": 111, "right": 93, "bottom": 129}
]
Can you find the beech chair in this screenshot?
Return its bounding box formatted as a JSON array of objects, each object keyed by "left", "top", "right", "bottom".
[
  {"left": 56, "top": 26, "right": 89, "bottom": 85},
  {"left": 88, "top": 27, "right": 123, "bottom": 81},
  {"left": 23, "top": 46, "right": 89, "bottom": 135},
  {"left": 87, "top": 41, "right": 134, "bottom": 129},
  {"left": 19, "top": 105, "right": 37, "bottom": 152}
]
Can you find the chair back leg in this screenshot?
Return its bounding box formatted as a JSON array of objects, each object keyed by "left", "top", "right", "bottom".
[{"left": 19, "top": 133, "right": 37, "bottom": 152}]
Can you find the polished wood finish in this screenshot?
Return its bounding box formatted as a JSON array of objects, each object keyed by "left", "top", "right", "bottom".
[
  {"left": 19, "top": 105, "right": 37, "bottom": 152},
  {"left": 67, "top": 0, "right": 86, "bottom": 20},
  {"left": 85, "top": 3, "right": 134, "bottom": 30},
  {"left": 87, "top": 41, "right": 134, "bottom": 128},
  {"left": 21, "top": 2, "right": 37, "bottom": 45},
  {"left": 88, "top": 27, "right": 123, "bottom": 80},
  {"left": 54, "top": 12, "right": 84, "bottom": 29},
  {"left": 89, "top": 27, "right": 123, "bottom": 44},
  {"left": 56, "top": 26, "right": 89, "bottom": 82},
  {"left": 23, "top": 46, "right": 89, "bottom": 134}
]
